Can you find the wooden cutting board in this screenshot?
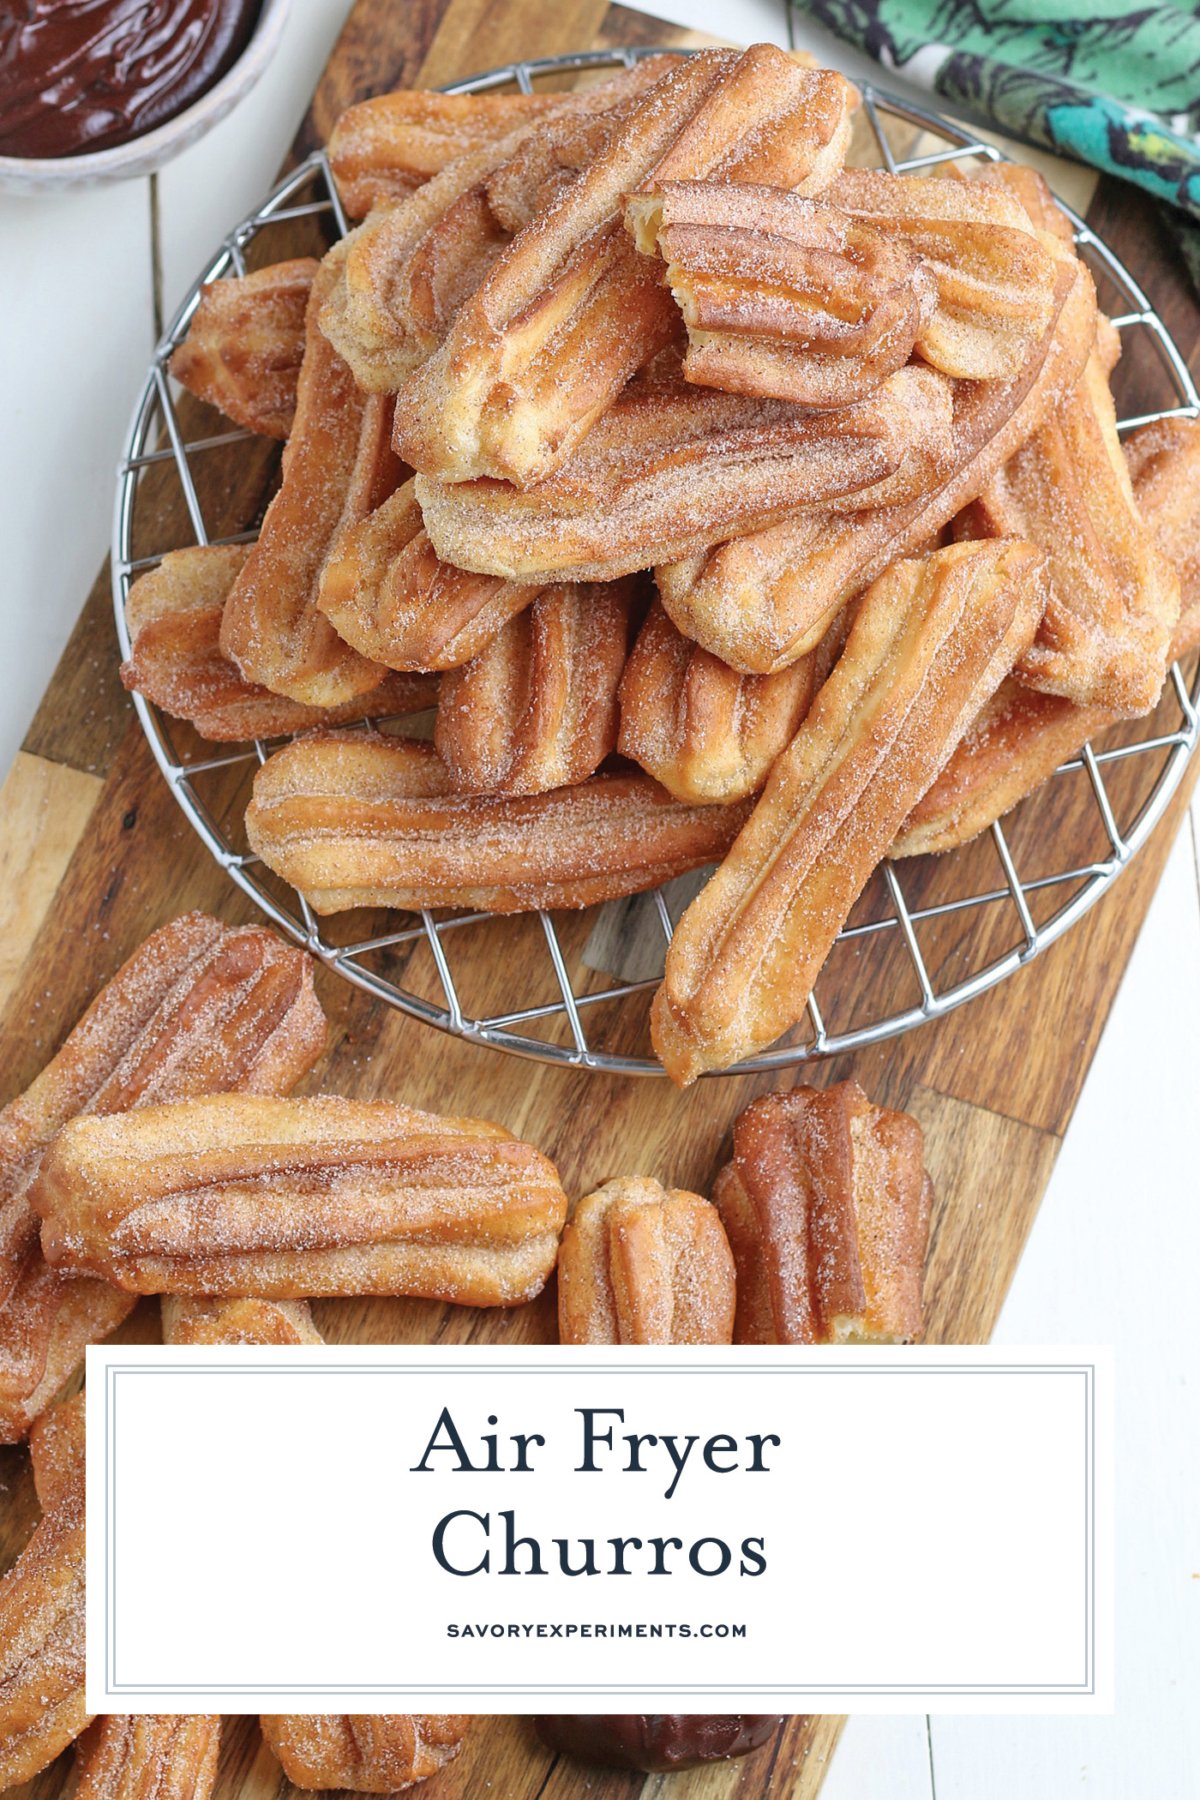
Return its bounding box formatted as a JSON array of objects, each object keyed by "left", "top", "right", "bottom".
[{"left": 2, "top": 3, "right": 1198, "bottom": 1796}]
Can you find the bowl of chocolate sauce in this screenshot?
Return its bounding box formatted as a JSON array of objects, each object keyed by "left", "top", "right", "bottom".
[{"left": 0, "top": 0, "right": 290, "bottom": 192}]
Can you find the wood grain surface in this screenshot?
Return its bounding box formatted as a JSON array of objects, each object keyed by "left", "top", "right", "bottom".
[{"left": 1, "top": 4, "right": 1198, "bottom": 1797}]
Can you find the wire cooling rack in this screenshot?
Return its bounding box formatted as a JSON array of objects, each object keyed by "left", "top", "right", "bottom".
[{"left": 112, "top": 49, "right": 1200, "bottom": 1076}]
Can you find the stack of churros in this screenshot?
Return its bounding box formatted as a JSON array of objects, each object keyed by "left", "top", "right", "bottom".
[{"left": 126, "top": 43, "right": 1200, "bottom": 1082}]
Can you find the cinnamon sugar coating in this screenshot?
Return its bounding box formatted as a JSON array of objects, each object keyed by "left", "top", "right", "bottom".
[
  {"left": 949, "top": 165, "right": 1178, "bottom": 715},
  {"left": 0, "top": 1398, "right": 89, "bottom": 1784},
  {"left": 320, "top": 62, "right": 681, "bottom": 391},
  {"left": 714, "top": 1080, "right": 931, "bottom": 1343},
  {"left": 161, "top": 1295, "right": 323, "bottom": 1345},
  {"left": 33, "top": 1094, "right": 569, "bottom": 1307},
  {"left": 1124, "top": 414, "right": 1200, "bottom": 652},
  {"left": 557, "top": 1176, "right": 736, "bottom": 1344},
  {"left": 170, "top": 258, "right": 317, "bottom": 438},
  {"left": 651, "top": 541, "right": 1048, "bottom": 1081},
  {"left": 894, "top": 414, "right": 1200, "bottom": 856},
  {"left": 29, "top": 1389, "right": 86, "bottom": 1514},
  {"left": 436, "top": 579, "right": 635, "bottom": 794},
  {"left": 394, "top": 48, "right": 853, "bottom": 487},
  {"left": 121, "top": 545, "right": 437, "bottom": 741},
  {"left": 959, "top": 343, "right": 1178, "bottom": 715},
  {"left": 0, "top": 913, "right": 325, "bottom": 1441},
  {"left": 829, "top": 169, "right": 1060, "bottom": 381},
  {"left": 329, "top": 88, "right": 565, "bottom": 215},
  {"left": 655, "top": 245, "right": 1092, "bottom": 673},
  {"left": 618, "top": 598, "right": 837, "bottom": 803},
  {"left": 633, "top": 179, "right": 934, "bottom": 406},
  {"left": 72, "top": 1716, "right": 221, "bottom": 1800},
  {"left": 414, "top": 363, "right": 934, "bottom": 585},
  {"left": 317, "top": 479, "right": 544, "bottom": 672},
  {"left": 261, "top": 1713, "right": 470, "bottom": 1790},
  {"left": 245, "top": 731, "right": 751, "bottom": 915},
  {"left": 219, "top": 247, "right": 405, "bottom": 708}
]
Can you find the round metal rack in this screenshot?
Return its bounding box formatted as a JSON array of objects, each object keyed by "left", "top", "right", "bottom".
[{"left": 112, "top": 49, "right": 1200, "bottom": 1075}]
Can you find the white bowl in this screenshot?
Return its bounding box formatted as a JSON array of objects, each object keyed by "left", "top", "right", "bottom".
[{"left": 0, "top": 0, "right": 292, "bottom": 195}]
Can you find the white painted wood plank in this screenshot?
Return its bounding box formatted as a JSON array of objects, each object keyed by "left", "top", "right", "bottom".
[
  {"left": 611, "top": 0, "right": 792, "bottom": 49},
  {"left": 819, "top": 1717, "right": 933, "bottom": 1800},
  {"left": 930, "top": 823, "right": 1200, "bottom": 1799},
  {"left": 0, "top": 178, "right": 155, "bottom": 779},
  {"left": 155, "top": 2, "right": 352, "bottom": 319}
]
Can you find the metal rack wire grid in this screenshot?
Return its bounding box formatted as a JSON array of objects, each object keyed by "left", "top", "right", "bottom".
[{"left": 111, "top": 49, "right": 1200, "bottom": 1076}]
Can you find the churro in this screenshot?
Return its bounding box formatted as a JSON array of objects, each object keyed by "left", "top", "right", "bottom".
[
  {"left": 34, "top": 1094, "right": 569, "bottom": 1306},
  {"left": 618, "top": 598, "right": 835, "bottom": 803},
  {"left": 161, "top": 1295, "right": 324, "bottom": 1345},
  {"left": 960, "top": 337, "right": 1178, "bottom": 715},
  {"left": 435, "top": 579, "right": 634, "bottom": 794},
  {"left": 0, "top": 1398, "right": 89, "bottom": 1784},
  {"left": 631, "top": 179, "right": 934, "bottom": 405},
  {"left": 656, "top": 247, "right": 1092, "bottom": 672},
  {"left": 557, "top": 1177, "right": 735, "bottom": 1344},
  {"left": 894, "top": 416, "right": 1200, "bottom": 854},
  {"left": 321, "top": 62, "right": 681, "bottom": 392},
  {"left": 260, "top": 1714, "right": 471, "bottom": 1791},
  {"left": 0, "top": 913, "right": 324, "bottom": 1440},
  {"left": 121, "top": 545, "right": 438, "bottom": 740},
  {"left": 831, "top": 168, "right": 1060, "bottom": 381},
  {"left": 170, "top": 258, "right": 317, "bottom": 438},
  {"left": 317, "top": 479, "right": 543, "bottom": 672},
  {"left": 73, "top": 1717, "right": 222, "bottom": 1800},
  {"left": 415, "top": 363, "right": 937, "bottom": 584},
  {"left": 651, "top": 541, "right": 1047, "bottom": 1080},
  {"left": 245, "top": 731, "right": 752, "bottom": 914},
  {"left": 219, "top": 248, "right": 404, "bottom": 706},
  {"left": 713, "top": 1080, "right": 932, "bottom": 1342},
  {"left": 329, "top": 88, "right": 564, "bottom": 215}
]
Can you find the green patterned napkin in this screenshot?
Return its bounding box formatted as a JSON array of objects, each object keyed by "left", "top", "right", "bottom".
[{"left": 797, "top": 0, "right": 1200, "bottom": 272}]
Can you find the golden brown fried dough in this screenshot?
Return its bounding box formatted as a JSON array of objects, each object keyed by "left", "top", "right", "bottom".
[
  {"left": 34, "top": 1095, "right": 569, "bottom": 1307},
  {"left": 631, "top": 179, "right": 934, "bottom": 405},
  {"left": 0, "top": 1399, "right": 89, "bottom": 1784},
  {"left": 959, "top": 345, "right": 1178, "bottom": 715},
  {"left": 321, "top": 63, "right": 681, "bottom": 392},
  {"left": 557, "top": 1177, "right": 735, "bottom": 1344},
  {"left": 656, "top": 246, "right": 1092, "bottom": 672},
  {"left": 121, "top": 545, "right": 438, "bottom": 740},
  {"left": 169, "top": 258, "right": 317, "bottom": 438},
  {"left": 260, "top": 1714, "right": 471, "bottom": 1791},
  {"left": 161, "top": 1295, "right": 324, "bottom": 1345},
  {"left": 618, "top": 599, "right": 836, "bottom": 803},
  {"left": 318, "top": 479, "right": 544, "bottom": 672},
  {"left": 28, "top": 1389, "right": 85, "bottom": 1514},
  {"left": 651, "top": 541, "right": 1047, "bottom": 1081},
  {"left": 893, "top": 416, "right": 1200, "bottom": 855},
  {"left": 329, "top": 88, "right": 564, "bottom": 214},
  {"left": 73, "top": 1716, "right": 222, "bottom": 1800},
  {"left": 219, "top": 248, "right": 404, "bottom": 707},
  {"left": 713, "top": 1080, "right": 931, "bottom": 1343},
  {"left": 414, "top": 363, "right": 938, "bottom": 584},
  {"left": 435, "top": 579, "right": 634, "bottom": 794},
  {"left": 245, "top": 731, "right": 752, "bottom": 915},
  {"left": 830, "top": 169, "right": 1060, "bottom": 381},
  {"left": 1124, "top": 413, "right": 1200, "bottom": 648},
  {"left": 395, "top": 48, "right": 854, "bottom": 486},
  {"left": 890, "top": 678, "right": 1105, "bottom": 858},
  {"left": 0, "top": 913, "right": 325, "bottom": 1441}
]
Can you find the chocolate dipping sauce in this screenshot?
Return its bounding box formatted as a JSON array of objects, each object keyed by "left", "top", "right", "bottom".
[
  {"left": 534, "top": 1713, "right": 786, "bottom": 1772},
  {"left": 0, "top": 0, "right": 261, "bottom": 159}
]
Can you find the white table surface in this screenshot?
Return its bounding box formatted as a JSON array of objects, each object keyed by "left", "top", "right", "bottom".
[{"left": 1, "top": 3, "right": 1196, "bottom": 1795}]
